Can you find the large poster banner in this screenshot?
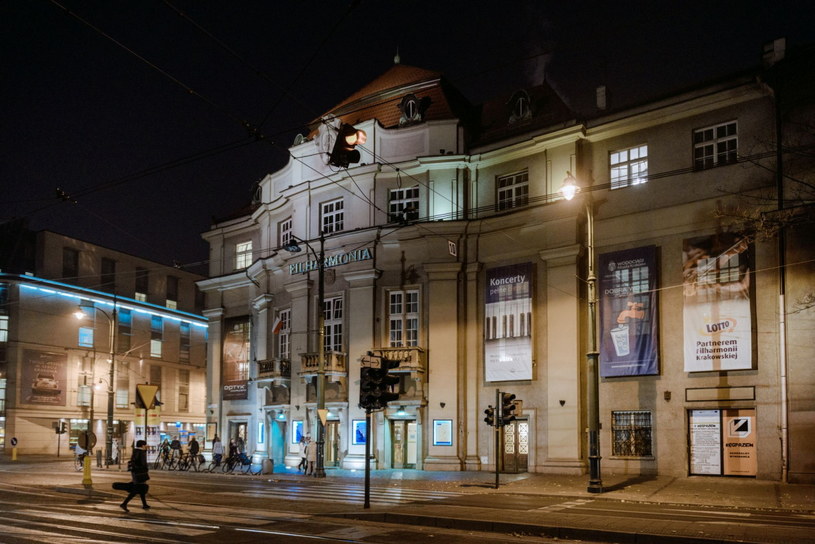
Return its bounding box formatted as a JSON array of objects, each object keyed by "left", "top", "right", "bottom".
[
  {"left": 222, "top": 317, "right": 250, "bottom": 400},
  {"left": 599, "top": 246, "right": 659, "bottom": 377},
  {"left": 682, "top": 233, "right": 752, "bottom": 371},
  {"left": 485, "top": 262, "right": 534, "bottom": 381},
  {"left": 22, "top": 350, "right": 67, "bottom": 406}
]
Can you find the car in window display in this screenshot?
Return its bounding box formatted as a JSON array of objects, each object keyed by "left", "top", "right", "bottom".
[{"left": 32, "top": 372, "right": 60, "bottom": 393}]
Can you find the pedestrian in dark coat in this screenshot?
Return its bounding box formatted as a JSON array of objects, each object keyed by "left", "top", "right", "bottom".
[{"left": 121, "top": 439, "right": 150, "bottom": 511}]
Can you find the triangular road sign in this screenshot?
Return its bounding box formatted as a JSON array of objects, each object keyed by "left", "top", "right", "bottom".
[
  {"left": 136, "top": 384, "right": 159, "bottom": 409},
  {"left": 317, "top": 409, "right": 329, "bottom": 426}
]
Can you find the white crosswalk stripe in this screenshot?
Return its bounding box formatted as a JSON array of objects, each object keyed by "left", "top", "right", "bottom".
[
  {"left": 535, "top": 498, "right": 594, "bottom": 512},
  {"left": 221, "top": 482, "right": 462, "bottom": 505}
]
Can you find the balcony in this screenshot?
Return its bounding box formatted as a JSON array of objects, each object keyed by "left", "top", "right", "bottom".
[
  {"left": 377, "top": 346, "right": 426, "bottom": 380},
  {"left": 298, "top": 351, "right": 347, "bottom": 383},
  {"left": 256, "top": 358, "right": 291, "bottom": 384}
]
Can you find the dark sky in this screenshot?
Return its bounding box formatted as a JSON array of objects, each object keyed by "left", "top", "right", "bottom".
[{"left": 3, "top": 1, "right": 813, "bottom": 272}]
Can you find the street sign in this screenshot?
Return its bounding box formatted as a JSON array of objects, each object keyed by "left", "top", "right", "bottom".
[
  {"left": 78, "top": 432, "right": 96, "bottom": 450},
  {"left": 136, "top": 384, "right": 159, "bottom": 409},
  {"left": 318, "top": 409, "right": 329, "bottom": 426},
  {"left": 10, "top": 437, "right": 17, "bottom": 447}
]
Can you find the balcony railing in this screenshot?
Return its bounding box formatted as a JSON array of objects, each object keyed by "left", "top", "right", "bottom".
[
  {"left": 256, "top": 358, "right": 291, "bottom": 383},
  {"left": 298, "top": 351, "right": 346, "bottom": 382},
  {"left": 377, "top": 346, "right": 426, "bottom": 379}
]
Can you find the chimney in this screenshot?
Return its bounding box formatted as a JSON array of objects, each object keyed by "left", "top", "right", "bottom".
[
  {"left": 762, "top": 37, "right": 786, "bottom": 67},
  {"left": 596, "top": 85, "right": 608, "bottom": 110}
]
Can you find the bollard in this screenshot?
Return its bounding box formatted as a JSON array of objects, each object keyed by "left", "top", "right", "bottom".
[
  {"left": 11, "top": 447, "right": 17, "bottom": 461},
  {"left": 262, "top": 458, "right": 274, "bottom": 474},
  {"left": 82, "top": 454, "right": 93, "bottom": 488}
]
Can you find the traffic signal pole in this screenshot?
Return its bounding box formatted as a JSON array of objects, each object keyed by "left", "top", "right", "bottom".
[
  {"left": 364, "top": 408, "right": 372, "bottom": 509},
  {"left": 495, "top": 388, "right": 500, "bottom": 489}
]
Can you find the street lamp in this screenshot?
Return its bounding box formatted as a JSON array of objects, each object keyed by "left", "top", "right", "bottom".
[
  {"left": 560, "top": 171, "right": 603, "bottom": 493},
  {"left": 75, "top": 303, "right": 117, "bottom": 467},
  {"left": 283, "top": 232, "right": 327, "bottom": 478}
]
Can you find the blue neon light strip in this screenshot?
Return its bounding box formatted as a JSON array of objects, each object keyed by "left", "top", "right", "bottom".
[{"left": 11, "top": 274, "right": 208, "bottom": 328}]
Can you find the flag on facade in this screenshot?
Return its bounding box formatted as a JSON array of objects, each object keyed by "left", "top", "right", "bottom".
[{"left": 272, "top": 316, "right": 283, "bottom": 334}]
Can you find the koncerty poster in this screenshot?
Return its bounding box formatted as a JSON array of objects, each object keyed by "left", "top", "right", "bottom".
[{"left": 484, "top": 262, "right": 534, "bottom": 381}]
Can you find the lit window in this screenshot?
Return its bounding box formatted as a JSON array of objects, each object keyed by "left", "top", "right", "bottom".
[
  {"left": 389, "top": 187, "right": 419, "bottom": 223},
  {"left": 150, "top": 316, "right": 163, "bottom": 358},
  {"left": 321, "top": 199, "right": 344, "bottom": 234},
  {"left": 78, "top": 326, "right": 94, "bottom": 348},
  {"left": 497, "top": 171, "right": 529, "bottom": 211},
  {"left": 323, "top": 295, "right": 343, "bottom": 352},
  {"left": 235, "top": 241, "right": 253, "bottom": 269},
  {"left": 612, "top": 410, "right": 653, "bottom": 457},
  {"left": 77, "top": 384, "right": 91, "bottom": 407},
  {"left": 388, "top": 289, "right": 419, "bottom": 347},
  {"left": 610, "top": 145, "right": 648, "bottom": 189},
  {"left": 179, "top": 322, "right": 191, "bottom": 363},
  {"left": 115, "top": 373, "right": 129, "bottom": 409},
  {"left": 117, "top": 309, "right": 132, "bottom": 352},
  {"left": 694, "top": 121, "right": 737, "bottom": 170},
  {"left": 178, "top": 369, "right": 190, "bottom": 412},
  {"left": 135, "top": 267, "right": 149, "bottom": 302},
  {"left": 0, "top": 315, "right": 8, "bottom": 343}
]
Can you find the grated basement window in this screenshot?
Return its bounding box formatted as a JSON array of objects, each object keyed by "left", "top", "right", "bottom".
[{"left": 612, "top": 410, "right": 653, "bottom": 457}]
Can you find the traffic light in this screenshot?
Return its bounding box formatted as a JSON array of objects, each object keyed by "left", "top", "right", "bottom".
[
  {"left": 328, "top": 123, "right": 367, "bottom": 168},
  {"left": 359, "top": 359, "right": 401, "bottom": 410},
  {"left": 484, "top": 406, "right": 495, "bottom": 427},
  {"left": 500, "top": 392, "right": 517, "bottom": 426}
]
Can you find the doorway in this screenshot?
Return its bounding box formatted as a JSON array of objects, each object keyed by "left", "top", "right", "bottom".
[
  {"left": 391, "top": 420, "right": 417, "bottom": 469},
  {"left": 229, "top": 421, "right": 248, "bottom": 453},
  {"left": 501, "top": 419, "right": 528, "bottom": 473},
  {"left": 324, "top": 420, "right": 340, "bottom": 467}
]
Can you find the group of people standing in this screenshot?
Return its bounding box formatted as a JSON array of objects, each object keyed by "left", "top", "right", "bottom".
[{"left": 297, "top": 436, "right": 317, "bottom": 475}]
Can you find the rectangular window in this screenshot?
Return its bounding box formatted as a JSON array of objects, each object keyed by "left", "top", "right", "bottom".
[
  {"left": 117, "top": 309, "right": 132, "bottom": 352},
  {"left": 78, "top": 326, "right": 94, "bottom": 348},
  {"left": 497, "top": 171, "right": 529, "bottom": 211},
  {"left": 323, "top": 295, "right": 343, "bottom": 353},
  {"left": 77, "top": 384, "right": 91, "bottom": 407},
  {"left": 278, "top": 308, "right": 291, "bottom": 360},
  {"left": 0, "top": 378, "right": 6, "bottom": 412},
  {"left": 135, "top": 267, "right": 149, "bottom": 302},
  {"left": 321, "top": 199, "right": 344, "bottom": 234},
  {"left": 149, "top": 365, "right": 162, "bottom": 401},
  {"left": 694, "top": 121, "right": 737, "bottom": 170},
  {"left": 166, "top": 276, "right": 179, "bottom": 309},
  {"left": 150, "top": 315, "right": 163, "bottom": 358},
  {"left": 389, "top": 187, "right": 419, "bottom": 222},
  {"left": 279, "top": 217, "right": 292, "bottom": 248},
  {"left": 115, "top": 373, "right": 129, "bottom": 409},
  {"left": 612, "top": 410, "right": 653, "bottom": 457},
  {"left": 388, "top": 289, "right": 419, "bottom": 347},
  {"left": 235, "top": 241, "right": 253, "bottom": 269},
  {"left": 178, "top": 369, "right": 190, "bottom": 412},
  {"left": 179, "top": 322, "right": 191, "bottom": 363},
  {"left": 101, "top": 258, "right": 116, "bottom": 292},
  {"left": 610, "top": 144, "right": 648, "bottom": 189},
  {"left": 63, "top": 248, "right": 79, "bottom": 281},
  {"left": 0, "top": 315, "right": 7, "bottom": 343}
]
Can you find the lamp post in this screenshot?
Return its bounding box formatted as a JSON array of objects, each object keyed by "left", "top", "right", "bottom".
[
  {"left": 284, "top": 232, "right": 327, "bottom": 478},
  {"left": 561, "top": 172, "right": 603, "bottom": 493},
  {"left": 75, "top": 303, "right": 117, "bottom": 467}
]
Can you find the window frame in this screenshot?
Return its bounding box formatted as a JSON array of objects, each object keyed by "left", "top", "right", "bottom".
[
  {"left": 610, "top": 144, "right": 649, "bottom": 189},
  {"left": 279, "top": 217, "right": 293, "bottom": 249},
  {"left": 693, "top": 120, "right": 738, "bottom": 170},
  {"left": 321, "top": 199, "right": 344, "bottom": 234},
  {"left": 235, "top": 241, "right": 253, "bottom": 270},
  {"left": 278, "top": 308, "right": 291, "bottom": 361},
  {"left": 322, "top": 295, "right": 343, "bottom": 353},
  {"left": 496, "top": 171, "right": 529, "bottom": 211},
  {"left": 387, "top": 288, "right": 420, "bottom": 347},
  {"left": 150, "top": 315, "right": 163, "bottom": 358},
  {"left": 389, "top": 187, "right": 420, "bottom": 222},
  {"left": 611, "top": 410, "right": 653, "bottom": 458}
]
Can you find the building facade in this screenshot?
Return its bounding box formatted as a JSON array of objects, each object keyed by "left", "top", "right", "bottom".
[
  {"left": 199, "top": 47, "right": 814, "bottom": 482},
  {"left": 0, "top": 228, "right": 208, "bottom": 457}
]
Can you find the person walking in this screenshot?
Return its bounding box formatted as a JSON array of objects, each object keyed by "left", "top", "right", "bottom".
[
  {"left": 296, "top": 437, "right": 307, "bottom": 472},
  {"left": 120, "top": 439, "right": 150, "bottom": 512},
  {"left": 111, "top": 437, "right": 120, "bottom": 465},
  {"left": 212, "top": 435, "right": 224, "bottom": 467}
]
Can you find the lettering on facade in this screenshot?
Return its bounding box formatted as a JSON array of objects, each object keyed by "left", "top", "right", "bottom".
[{"left": 288, "top": 248, "right": 373, "bottom": 275}]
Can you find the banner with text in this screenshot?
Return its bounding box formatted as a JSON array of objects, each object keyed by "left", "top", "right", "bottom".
[
  {"left": 682, "top": 233, "right": 753, "bottom": 371},
  {"left": 599, "top": 246, "right": 659, "bottom": 377},
  {"left": 485, "top": 262, "right": 534, "bottom": 381},
  {"left": 222, "top": 317, "right": 250, "bottom": 400}
]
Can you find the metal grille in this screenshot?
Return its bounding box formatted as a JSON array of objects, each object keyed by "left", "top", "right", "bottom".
[
  {"left": 503, "top": 424, "right": 515, "bottom": 454},
  {"left": 612, "top": 410, "right": 653, "bottom": 457},
  {"left": 518, "top": 422, "right": 529, "bottom": 455}
]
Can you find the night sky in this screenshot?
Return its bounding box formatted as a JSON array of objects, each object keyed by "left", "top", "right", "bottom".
[{"left": 3, "top": 1, "right": 813, "bottom": 272}]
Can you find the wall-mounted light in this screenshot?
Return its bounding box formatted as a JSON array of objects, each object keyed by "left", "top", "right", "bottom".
[{"left": 396, "top": 406, "right": 406, "bottom": 416}]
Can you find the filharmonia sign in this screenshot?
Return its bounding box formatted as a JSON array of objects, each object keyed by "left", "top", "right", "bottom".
[{"left": 288, "top": 247, "right": 373, "bottom": 275}]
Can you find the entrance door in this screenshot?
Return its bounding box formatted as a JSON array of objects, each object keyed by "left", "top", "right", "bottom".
[
  {"left": 229, "top": 421, "right": 248, "bottom": 453},
  {"left": 324, "top": 420, "right": 340, "bottom": 467},
  {"left": 501, "top": 419, "right": 528, "bottom": 473},
  {"left": 391, "top": 420, "right": 417, "bottom": 469}
]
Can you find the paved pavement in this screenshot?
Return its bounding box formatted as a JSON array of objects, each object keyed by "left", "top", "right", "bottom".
[{"left": 4, "top": 454, "right": 815, "bottom": 543}]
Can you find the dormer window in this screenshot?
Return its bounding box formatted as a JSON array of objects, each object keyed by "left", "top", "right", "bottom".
[{"left": 508, "top": 91, "right": 532, "bottom": 124}]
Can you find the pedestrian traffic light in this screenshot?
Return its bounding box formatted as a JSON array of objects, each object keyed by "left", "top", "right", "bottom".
[
  {"left": 500, "top": 392, "right": 517, "bottom": 426},
  {"left": 359, "top": 358, "right": 401, "bottom": 410},
  {"left": 328, "top": 123, "right": 367, "bottom": 168},
  {"left": 359, "top": 366, "right": 379, "bottom": 410},
  {"left": 377, "top": 357, "right": 401, "bottom": 405},
  {"left": 484, "top": 406, "right": 495, "bottom": 427}
]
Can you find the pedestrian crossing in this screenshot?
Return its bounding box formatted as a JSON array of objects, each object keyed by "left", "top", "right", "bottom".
[{"left": 220, "top": 481, "right": 463, "bottom": 506}]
